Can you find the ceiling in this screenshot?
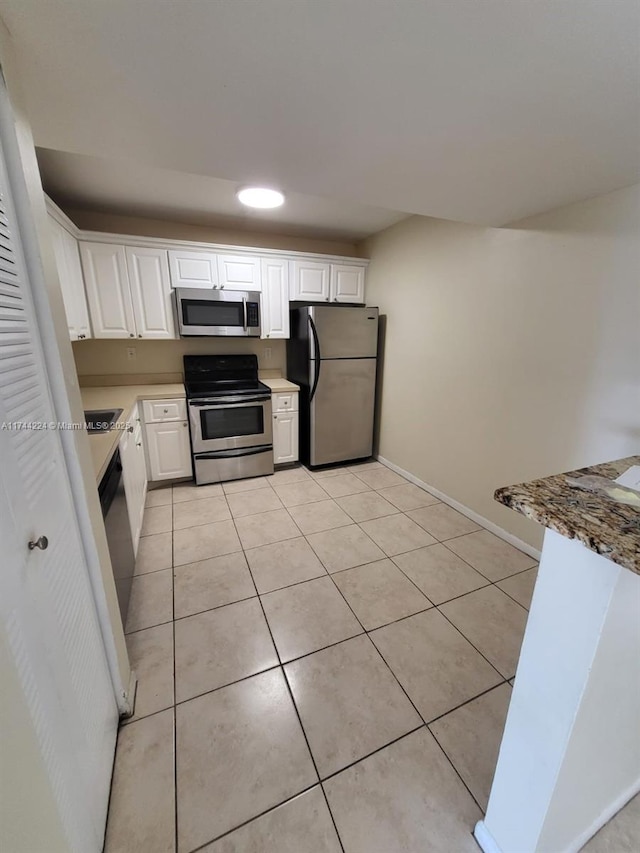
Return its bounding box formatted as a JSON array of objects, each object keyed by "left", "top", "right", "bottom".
[
  {"left": 2, "top": 0, "right": 639, "bottom": 233},
  {"left": 34, "top": 148, "right": 407, "bottom": 242}
]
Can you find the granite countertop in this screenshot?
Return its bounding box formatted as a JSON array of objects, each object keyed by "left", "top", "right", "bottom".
[
  {"left": 495, "top": 456, "right": 640, "bottom": 574},
  {"left": 81, "top": 384, "right": 186, "bottom": 482}
]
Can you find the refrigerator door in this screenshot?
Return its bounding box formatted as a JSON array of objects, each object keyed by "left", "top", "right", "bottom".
[
  {"left": 309, "top": 305, "right": 378, "bottom": 359},
  {"left": 310, "top": 357, "right": 377, "bottom": 465}
]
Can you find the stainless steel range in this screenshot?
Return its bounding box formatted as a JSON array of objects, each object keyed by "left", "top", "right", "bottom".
[{"left": 184, "top": 354, "right": 273, "bottom": 485}]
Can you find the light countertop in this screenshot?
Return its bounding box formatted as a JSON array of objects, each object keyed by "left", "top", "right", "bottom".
[
  {"left": 260, "top": 377, "right": 300, "bottom": 393},
  {"left": 81, "top": 384, "right": 185, "bottom": 482},
  {"left": 495, "top": 456, "right": 640, "bottom": 574}
]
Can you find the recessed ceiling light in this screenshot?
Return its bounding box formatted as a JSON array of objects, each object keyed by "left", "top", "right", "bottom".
[{"left": 237, "top": 186, "right": 285, "bottom": 209}]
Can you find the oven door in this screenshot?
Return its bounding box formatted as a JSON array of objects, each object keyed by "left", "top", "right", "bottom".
[
  {"left": 177, "top": 288, "right": 261, "bottom": 337},
  {"left": 188, "top": 395, "right": 272, "bottom": 453}
]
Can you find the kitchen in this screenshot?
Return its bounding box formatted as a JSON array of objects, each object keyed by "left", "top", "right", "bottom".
[{"left": 1, "top": 3, "right": 639, "bottom": 853}]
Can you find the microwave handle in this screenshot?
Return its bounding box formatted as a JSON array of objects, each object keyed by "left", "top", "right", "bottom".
[{"left": 242, "top": 297, "right": 248, "bottom": 331}]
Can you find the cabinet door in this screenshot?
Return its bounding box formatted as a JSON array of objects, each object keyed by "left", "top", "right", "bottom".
[
  {"left": 119, "top": 427, "right": 141, "bottom": 553},
  {"left": 49, "top": 216, "right": 78, "bottom": 340},
  {"left": 168, "top": 250, "right": 218, "bottom": 289},
  {"left": 133, "top": 421, "right": 148, "bottom": 532},
  {"left": 330, "top": 263, "right": 365, "bottom": 304},
  {"left": 217, "top": 254, "right": 261, "bottom": 291},
  {"left": 260, "top": 258, "right": 290, "bottom": 339},
  {"left": 290, "top": 260, "right": 330, "bottom": 302},
  {"left": 80, "top": 242, "right": 136, "bottom": 338},
  {"left": 273, "top": 411, "right": 299, "bottom": 464},
  {"left": 126, "top": 246, "right": 176, "bottom": 339},
  {"left": 63, "top": 228, "right": 91, "bottom": 339},
  {"left": 146, "top": 421, "right": 192, "bottom": 480}
]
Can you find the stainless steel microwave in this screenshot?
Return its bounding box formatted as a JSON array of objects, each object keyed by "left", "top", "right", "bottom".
[{"left": 175, "top": 288, "right": 261, "bottom": 337}]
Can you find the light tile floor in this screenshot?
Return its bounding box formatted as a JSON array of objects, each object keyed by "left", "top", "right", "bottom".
[{"left": 106, "top": 460, "right": 553, "bottom": 852}]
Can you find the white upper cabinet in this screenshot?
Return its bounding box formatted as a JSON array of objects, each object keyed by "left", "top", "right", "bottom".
[
  {"left": 260, "top": 258, "right": 290, "bottom": 339},
  {"left": 81, "top": 242, "right": 177, "bottom": 339},
  {"left": 168, "top": 250, "right": 219, "bottom": 289},
  {"left": 80, "top": 242, "right": 136, "bottom": 338},
  {"left": 49, "top": 216, "right": 91, "bottom": 340},
  {"left": 217, "top": 254, "right": 261, "bottom": 291},
  {"left": 330, "top": 263, "right": 365, "bottom": 304},
  {"left": 125, "top": 247, "right": 176, "bottom": 339},
  {"left": 290, "top": 260, "right": 331, "bottom": 302},
  {"left": 290, "top": 259, "right": 366, "bottom": 304}
]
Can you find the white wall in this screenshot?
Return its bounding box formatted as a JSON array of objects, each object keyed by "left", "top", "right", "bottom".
[{"left": 364, "top": 184, "right": 640, "bottom": 548}]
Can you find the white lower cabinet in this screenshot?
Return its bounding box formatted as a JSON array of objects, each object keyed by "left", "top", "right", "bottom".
[
  {"left": 146, "top": 421, "right": 192, "bottom": 480},
  {"left": 272, "top": 391, "right": 299, "bottom": 465},
  {"left": 120, "top": 404, "right": 147, "bottom": 555},
  {"left": 143, "top": 397, "right": 191, "bottom": 481},
  {"left": 273, "top": 412, "right": 299, "bottom": 464}
]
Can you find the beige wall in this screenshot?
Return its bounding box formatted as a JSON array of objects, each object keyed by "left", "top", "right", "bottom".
[
  {"left": 363, "top": 184, "right": 640, "bottom": 549},
  {"left": 73, "top": 336, "right": 286, "bottom": 380},
  {"left": 65, "top": 207, "right": 364, "bottom": 257}
]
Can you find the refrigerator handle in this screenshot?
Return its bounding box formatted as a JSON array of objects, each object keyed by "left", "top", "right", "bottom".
[{"left": 308, "top": 315, "right": 321, "bottom": 401}]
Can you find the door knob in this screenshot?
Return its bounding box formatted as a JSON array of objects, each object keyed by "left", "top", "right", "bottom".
[{"left": 28, "top": 535, "right": 49, "bottom": 551}]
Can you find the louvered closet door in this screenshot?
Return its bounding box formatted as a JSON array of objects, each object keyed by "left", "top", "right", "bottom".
[{"left": 0, "top": 115, "right": 118, "bottom": 850}]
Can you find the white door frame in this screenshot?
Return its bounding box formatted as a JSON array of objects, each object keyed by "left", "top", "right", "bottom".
[{"left": 0, "top": 66, "right": 129, "bottom": 711}]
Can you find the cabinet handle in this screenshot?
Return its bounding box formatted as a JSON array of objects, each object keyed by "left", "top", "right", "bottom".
[
  {"left": 219, "top": 284, "right": 224, "bottom": 289},
  {"left": 138, "top": 334, "right": 142, "bottom": 338},
  {"left": 127, "top": 425, "right": 134, "bottom": 433},
  {"left": 129, "top": 333, "right": 135, "bottom": 338},
  {"left": 163, "top": 408, "right": 169, "bottom": 413},
  {"left": 183, "top": 422, "right": 187, "bottom": 427},
  {"left": 136, "top": 442, "right": 142, "bottom": 447},
  {"left": 273, "top": 415, "right": 277, "bottom": 420}
]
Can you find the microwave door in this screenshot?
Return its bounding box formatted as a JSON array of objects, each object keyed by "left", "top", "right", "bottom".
[{"left": 177, "top": 289, "right": 261, "bottom": 337}]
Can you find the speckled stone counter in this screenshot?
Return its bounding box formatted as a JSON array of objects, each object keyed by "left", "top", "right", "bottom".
[{"left": 495, "top": 456, "right": 640, "bottom": 574}]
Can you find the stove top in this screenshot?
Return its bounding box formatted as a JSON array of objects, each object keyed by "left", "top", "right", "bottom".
[
  {"left": 183, "top": 354, "right": 270, "bottom": 400},
  {"left": 185, "top": 379, "right": 271, "bottom": 400}
]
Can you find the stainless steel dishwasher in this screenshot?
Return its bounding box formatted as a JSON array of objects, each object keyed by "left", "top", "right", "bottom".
[{"left": 99, "top": 448, "right": 135, "bottom": 626}]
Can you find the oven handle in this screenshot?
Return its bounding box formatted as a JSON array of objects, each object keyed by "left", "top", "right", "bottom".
[
  {"left": 189, "top": 395, "right": 271, "bottom": 407},
  {"left": 195, "top": 445, "right": 272, "bottom": 459},
  {"left": 242, "top": 297, "right": 248, "bottom": 331}
]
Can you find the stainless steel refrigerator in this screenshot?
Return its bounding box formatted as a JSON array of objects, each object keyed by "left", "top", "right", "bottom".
[{"left": 287, "top": 305, "right": 379, "bottom": 467}]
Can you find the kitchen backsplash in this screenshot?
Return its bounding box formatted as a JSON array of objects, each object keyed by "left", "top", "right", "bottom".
[{"left": 72, "top": 338, "right": 286, "bottom": 384}]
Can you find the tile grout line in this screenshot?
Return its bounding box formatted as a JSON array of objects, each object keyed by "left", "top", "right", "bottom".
[
  {"left": 127, "top": 467, "right": 535, "bottom": 849},
  {"left": 170, "top": 488, "right": 179, "bottom": 853},
  {"left": 186, "top": 781, "right": 321, "bottom": 853},
  {"left": 226, "top": 506, "right": 347, "bottom": 853}
]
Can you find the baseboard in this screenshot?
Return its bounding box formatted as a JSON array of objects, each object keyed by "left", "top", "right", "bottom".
[
  {"left": 473, "top": 821, "right": 502, "bottom": 853},
  {"left": 567, "top": 779, "right": 640, "bottom": 853},
  {"left": 376, "top": 456, "right": 541, "bottom": 562}
]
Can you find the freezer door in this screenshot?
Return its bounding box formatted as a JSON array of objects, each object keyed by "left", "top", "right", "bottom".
[
  {"left": 309, "top": 305, "right": 378, "bottom": 359},
  {"left": 310, "top": 357, "right": 377, "bottom": 465}
]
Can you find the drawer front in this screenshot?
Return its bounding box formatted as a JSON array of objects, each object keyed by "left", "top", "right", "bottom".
[
  {"left": 143, "top": 398, "right": 187, "bottom": 423},
  {"left": 272, "top": 392, "right": 298, "bottom": 413}
]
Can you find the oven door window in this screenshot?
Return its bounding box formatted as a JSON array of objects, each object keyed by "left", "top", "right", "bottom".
[
  {"left": 200, "top": 405, "right": 264, "bottom": 441},
  {"left": 182, "top": 299, "right": 244, "bottom": 328}
]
